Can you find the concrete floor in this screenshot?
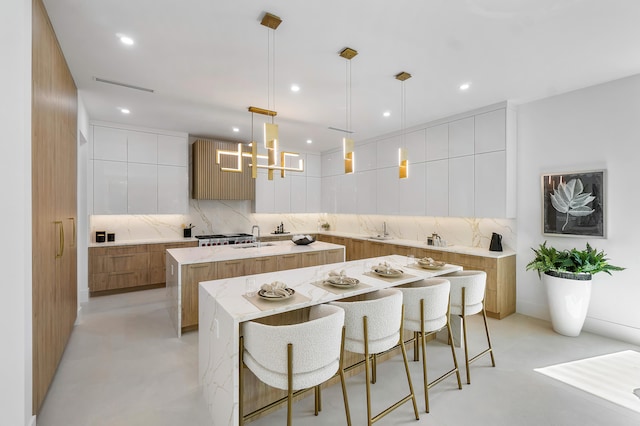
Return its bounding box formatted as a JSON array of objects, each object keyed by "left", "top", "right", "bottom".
[{"left": 37, "top": 288, "right": 640, "bottom": 426}]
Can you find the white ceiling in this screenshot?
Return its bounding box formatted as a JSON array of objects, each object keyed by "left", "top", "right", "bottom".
[{"left": 43, "top": 0, "right": 640, "bottom": 153}]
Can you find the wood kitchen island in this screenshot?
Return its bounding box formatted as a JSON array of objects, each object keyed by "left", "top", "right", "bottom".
[
  {"left": 198, "top": 255, "right": 462, "bottom": 426},
  {"left": 166, "top": 240, "right": 345, "bottom": 336}
]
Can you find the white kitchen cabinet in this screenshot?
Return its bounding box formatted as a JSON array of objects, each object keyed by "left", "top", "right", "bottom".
[
  {"left": 92, "top": 124, "right": 188, "bottom": 215},
  {"left": 377, "top": 135, "right": 401, "bottom": 169},
  {"left": 474, "top": 151, "right": 506, "bottom": 218},
  {"left": 158, "top": 165, "right": 188, "bottom": 214},
  {"left": 321, "top": 150, "right": 343, "bottom": 177},
  {"left": 127, "top": 131, "right": 157, "bottom": 164},
  {"left": 404, "top": 129, "right": 426, "bottom": 163},
  {"left": 398, "top": 161, "right": 426, "bottom": 216},
  {"left": 448, "top": 116, "right": 474, "bottom": 158},
  {"left": 305, "top": 153, "right": 321, "bottom": 177},
  {"left": 127, "top": 163, "right": 157, "bottom": 214},
  {"left": 93, "top": 160, "right": 127, "bottom": 214},
  {"left": 376, "top": 167, "right": 399, "bottom": 215},
  {"left": 425, "top": 159, "right": 449, "bottom": 216},
  {"left": 93, "top": 126, "right": 127, "bottom": 161},
  {"left": 306, "top": 177, "right": 321, "bottom": 212},
  {"left": 475, "top": 108, "right": 506, "bottom": 154},
  {"left": 336, "top": 173, "right": 357, "bottom": 214},
  {"left": 355, "top": 142, "right": 377, "bottom": 172},
  {"left": 356, "top": 170, "right": 377, "bottom": 214},
  {"left": 274, "top": 175, "right": 291, "bottom": 212},
  {"left": 321, "top": 175, "right": 337, "bottom": 213},
  {"left": 254, "top": 171, "right": 275, "bottom": 213},
  {"left": 426, "top": 123, "right": 448, "bottom": 161},
  {"left": 290, "top": 175, "right": 307, "bottom": 213},
  {"left": 158, "top": 134, "right": 188, "bottom": 166},
  {"left": 448, "top": 155, "right": 474, "bottom": 217}
]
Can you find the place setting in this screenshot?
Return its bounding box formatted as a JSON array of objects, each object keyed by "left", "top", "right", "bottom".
[
  {"left": 243, "top": 279, "right": 309, "bottom": 310},
  {"left": 405, "top": 255, "right": 448, "bottom": 272},
  {"left": 363, "top": 261, "right": 416, "bottom": 282},
  {"left": 312, "top": 269, "right": 370, "bottom": 294}
]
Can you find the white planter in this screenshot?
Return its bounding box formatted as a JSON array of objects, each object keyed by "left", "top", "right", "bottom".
[{"left": 543, "top": 272, "right": 592, "bottom": 337}]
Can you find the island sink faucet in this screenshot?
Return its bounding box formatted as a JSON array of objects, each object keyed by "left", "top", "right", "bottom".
[
  {"left": 383, "top": 221, "right": 389, "bottom": 237},
  {"left": 251, "top": 225, "right": 261, "bottom": 247}
]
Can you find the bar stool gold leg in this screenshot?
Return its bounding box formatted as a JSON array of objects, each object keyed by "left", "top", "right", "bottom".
[
  {"left": 338, "top": 326, "right": 352, "bottom": 426},
  {"left": 363, "top": 316, "right": 373, "bottom": 426},
  {"left": 482, "top": 307, "right": 496, "bottom": 367},
  {"left": 414, "top": 331, "right": 420, "bottom": 362}
]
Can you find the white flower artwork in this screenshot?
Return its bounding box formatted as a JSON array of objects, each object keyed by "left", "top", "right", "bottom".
[{"left": 541, "top": 170, "right": 605, "bottom": 238}]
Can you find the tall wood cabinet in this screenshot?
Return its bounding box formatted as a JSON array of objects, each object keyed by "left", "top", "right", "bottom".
[{"left": 31, "top": 0, "right": 78, "bottom": 414}]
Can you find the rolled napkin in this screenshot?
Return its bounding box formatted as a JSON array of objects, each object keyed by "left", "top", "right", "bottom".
[
  {"left": 260, "top": 281, "right": 290, "bottom": 297},
  {"left": 328, "top": 269, "right": 346, "bottom": 277}
]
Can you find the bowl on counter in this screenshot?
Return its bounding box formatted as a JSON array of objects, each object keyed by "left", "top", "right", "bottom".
[{"left": 292, "top": 234, "right": 315, "bottom": 245}]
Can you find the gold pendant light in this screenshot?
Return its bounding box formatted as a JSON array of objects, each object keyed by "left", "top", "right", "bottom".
[
  {"left": 215, "top": 12, "right": 303, "bottom": 180},
  {"left": 340, "top": 47, "right": 357, "bottom": 174},
  {"left": 396, "top": 71, "right": 411, "bottom": 179}
]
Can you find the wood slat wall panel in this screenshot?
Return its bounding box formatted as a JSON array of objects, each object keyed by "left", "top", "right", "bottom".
[
  {"left": 192, "top": 139, "right": 255, "bottom": 200},
  {"left": 31, "top": 0, "right": 78, "bottom": 414}
]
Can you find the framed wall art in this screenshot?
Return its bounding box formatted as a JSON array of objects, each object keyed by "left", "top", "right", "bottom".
[{"left": 541, "top": 169, "right": 606, "bottom": 238}]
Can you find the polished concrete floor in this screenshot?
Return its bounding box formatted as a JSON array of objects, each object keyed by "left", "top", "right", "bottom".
[{"left": 37, "top": 288, "right": 640, "bottom": 426}]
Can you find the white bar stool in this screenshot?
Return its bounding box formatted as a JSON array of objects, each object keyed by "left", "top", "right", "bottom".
[
  {"left": 240, "top": 304, "right": 351, "bottom": 426},
  {"left": 443, "top": 270, "right": 496, "bottom": 384},
  {"left": 331, "top": 288, "right": 419, "bottom": 426},
  {"left": 397, "top": 278, "right": 462, "bottom": 412}
]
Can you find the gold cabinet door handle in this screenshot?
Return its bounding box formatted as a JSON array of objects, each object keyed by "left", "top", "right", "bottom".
[
  {"left": 54, "top": 221, "right": 64, "bottom": 258},
  {"left": 68, "top": 217, "right": 76, "bottom": 247}
]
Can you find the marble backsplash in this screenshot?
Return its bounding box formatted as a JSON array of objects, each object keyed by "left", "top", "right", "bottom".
[{"left": 90, "top": 199, "right": 516, "bottom": 250}]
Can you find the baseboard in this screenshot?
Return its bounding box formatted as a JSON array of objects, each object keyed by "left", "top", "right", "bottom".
[
  {"left": 516, "top": 300, "right": 549, "bottom": 321},
  {"left": 29, "top": 414, "right": 36, "bottom": 426},
  {"left": 583, "top": 317, "right": 640, "bottom": 346}
]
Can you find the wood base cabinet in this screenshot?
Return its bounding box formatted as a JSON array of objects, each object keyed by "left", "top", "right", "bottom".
[{"left": 89, "top": 241, "right": 197, "bottom": 296}]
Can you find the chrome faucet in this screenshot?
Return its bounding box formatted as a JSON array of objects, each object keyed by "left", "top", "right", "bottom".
[
  {"left": 383, "top": 221, "right": 389, "bottom": 237},
  {"left": 251, "top": 225, "right": 261, "bottom": 247}
]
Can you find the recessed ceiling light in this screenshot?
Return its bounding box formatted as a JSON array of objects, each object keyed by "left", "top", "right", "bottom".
[
  {"left": 383, "top": 111, "right": 391, "bottom": 117},
  {"left": 232, "top": 127, "right": 239, "bottom": 132},
  {"left": 291, "top": 84, "right": 300, "bottom": 92},
  {"left": 119, "top": 108, "right": 130, "bottom": 114},
  {"left": 118, "top": 34, "right": 134, "bottom": 46},
  {"left": 306, "top": 139, "right": 312, "bottom": 144},
  {"left": 459, "top": 82, "right": 471, "bottom": 91}
]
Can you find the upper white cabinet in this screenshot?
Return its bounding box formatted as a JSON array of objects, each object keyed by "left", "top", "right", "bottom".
[
  {"left": 90, "top": 123, "right": 188, "bottom": 215},
  {"left": 306, "top": 177, "right": 322, "bottom": 212},
  {"left": 425, "top": 159, "right": 449, "bottom": 217},
  {"left": 448, "top": 155, "right": 475, "bottom": 217},
  {"left": 377, "top": 136, "right": 401, "bottom": 168},
  {"left": 305, "top": 153, "right": 321, "bottom": 177},
  {"left": 127, "top": 131, "right": 157, "bottom": 164},
  {"left": 475, "top": 109, "right": 506, "bottom": 153},
  {"left": 321, "top": 150, "right": 343, "bottom": 176},
  {"left": 448, "top": 117, "right": 474, "bottom": 158},
  {"left": 355, "top": 142, "right": 377, "bottom": 172},
  {"left": 475, "top": 151, "right": 506, "bottom": 218},
  {"left": 376, "top": 167, "right": 399, "bottom": 215},
  {"left": 93, "top": 160, "right": 127, "bottom": 214},
  {"left": 93, "top": 126, "right": 127, "bottom": 161},
  {"left": 398, "top": 161, "right": 425, "bottom": 216},
  {"left": 404, "top": 129, "right": 426, "bottom": 163},
  {"left": 289, "top": 175, "right": 307, "bottom": 213},
  {"left": 158, "top": 134, "right": 188, "bottom": 166},
  {"left": 356, "top": 170, "right": 377, "bottom": 214},
  {"left": 254, "top": 169, "right": 275, "bottom": 214},
  {"left": 426, "top": 123, "right": 448, "bottom": 161}
]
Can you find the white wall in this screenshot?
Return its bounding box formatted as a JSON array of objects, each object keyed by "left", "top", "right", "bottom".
[
  {"left": 0, "top": 0, "right": 33, "bottom": 424},
  {"left": 517, "top": 74, "right": 640, "bottom": 344}
]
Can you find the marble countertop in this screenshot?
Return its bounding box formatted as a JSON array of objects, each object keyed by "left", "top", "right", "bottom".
[
  {"left": 316, "top": 231, "right": 515, "bottom": 259},
  {"left": 199, "top": 254, "right": 462, "bottom": 323},
  {"left": 89, "top": 236, "right": 198, "bottom": 248},
  {"left": 167, "top": 240, "right": 345, "bottom": 266}
]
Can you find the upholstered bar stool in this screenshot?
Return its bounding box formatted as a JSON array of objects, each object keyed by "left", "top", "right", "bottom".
[
  {"left": 443, "top": 270, "right": 496, "bottom": 384},
  {"left": 331, "top": 288, "right": 419, "bottom": 426},
  {"left": 397, "top": 278, "right": 462, "bottom": 412},
  {"left": 240, "top": 304, "right": 351, "bottom": 426}
]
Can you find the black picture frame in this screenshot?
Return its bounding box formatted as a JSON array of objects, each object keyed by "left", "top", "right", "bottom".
[{"left": 541, "top": 169, "right": 606, "bottom": 238}]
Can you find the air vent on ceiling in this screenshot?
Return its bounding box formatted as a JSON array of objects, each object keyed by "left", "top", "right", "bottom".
[
  {"left": 93, "top": 77, "right": 155, "bottom": 93},
  {"left": 328, "top": 126, "right": 354, "bottom": 134}
]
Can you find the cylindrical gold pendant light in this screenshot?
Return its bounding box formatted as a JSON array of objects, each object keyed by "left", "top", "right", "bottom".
[
  {"left": 395, "top": 71, "right": 412, "bottom": 179},
  {"left": 340, "top": 47, "right": 358, "bottom": 174}
]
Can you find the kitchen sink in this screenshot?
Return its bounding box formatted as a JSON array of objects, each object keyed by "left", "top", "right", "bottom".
[
  {"left": 368, "top": 235, "right": 393, "bottom": 241},
  {"left": 233, "top": 242, "right": 275, "bottom": 249}
]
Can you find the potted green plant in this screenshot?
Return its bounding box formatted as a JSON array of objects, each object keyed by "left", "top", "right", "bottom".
[{"left": 526, "top": 241, "right": 624, "bottom": 336}]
